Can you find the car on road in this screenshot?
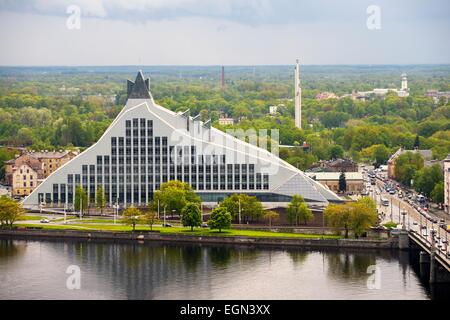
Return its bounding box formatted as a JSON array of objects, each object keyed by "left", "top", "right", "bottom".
[
  {"left": 40, "top": 218, "right": 50, "bottom": 223},
  {"left": 381, "top": 197, "right": 389, "bottom": 206},
  {"left": 416, "top": 195, "right": 426, "bottom": 203},
  {"left": 201, "top": 222, "right": 209, "bottom": 228},
  {"left": 162, "top": 223, "right": 172, "bottom": 227}
]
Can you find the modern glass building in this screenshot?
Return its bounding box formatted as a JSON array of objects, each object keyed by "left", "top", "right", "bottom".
[{"left": 22, "top": 71, "right": 341, "bottom": 209}]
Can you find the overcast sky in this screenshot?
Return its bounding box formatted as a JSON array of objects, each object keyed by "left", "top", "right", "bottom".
[{"left": 0, "top": 0, "right": 449, "bottom": 66}]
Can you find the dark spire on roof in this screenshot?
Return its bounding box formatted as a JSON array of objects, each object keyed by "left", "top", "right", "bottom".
[{"left": 127, "top": 70, "right": 151, "bottom": 99}]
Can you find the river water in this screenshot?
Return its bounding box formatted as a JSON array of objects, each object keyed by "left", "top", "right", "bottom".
[{"left": 0, "top": 238, "right": 448, "bottom": 300}]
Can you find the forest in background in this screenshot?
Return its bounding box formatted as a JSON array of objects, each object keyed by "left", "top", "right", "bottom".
[{"left": 0, "top": 64, "right": 449, "bottom": 175}]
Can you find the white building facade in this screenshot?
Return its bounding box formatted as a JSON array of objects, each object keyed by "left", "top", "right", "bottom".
[
  {"left": 23, "top": 71, "right": 341, "bottom": 209},
  {"left": 444, "top": 155, "right": 450, "bottom": 214}
]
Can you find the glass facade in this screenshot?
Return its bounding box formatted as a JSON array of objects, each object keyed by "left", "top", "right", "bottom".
[{"left": 50, "top": 117, "right": 270, "bottom": 207}]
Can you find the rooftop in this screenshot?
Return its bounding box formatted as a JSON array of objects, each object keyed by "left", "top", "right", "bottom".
[{"left": 306, "top": 172, "right": 363, "bottom": 181}]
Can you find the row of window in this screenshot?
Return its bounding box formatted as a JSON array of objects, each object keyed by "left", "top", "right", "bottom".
[{"left": 42, "top": 118, "right": 270, "bottom": 205}]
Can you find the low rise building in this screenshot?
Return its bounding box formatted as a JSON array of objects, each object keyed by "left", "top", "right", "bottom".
[
  {"left": 315, "top": 92, "right": 338, "bottom": 100},
  {"left": 306, "top": 172, "right": 364, "bottom": 194},
  {"left": 12, "top": 163, "right": 40, "bottom": 197},
  {"left": 387, "top": 147, "right": 433, "bottom": 179},
  {"left": 346, "top": 74, "right": 410, "bottom": 101},
  {"left": 308, "top": 158, "right": 358, "bottom": 173},
  {"left": 269, "top": 105, "right": 278, "bottom": 115},
  {"left": 218, "top": 116, "right": 234, "bottom": 126},
  {"left": 426, "top": 90, "right": 450, "bottom": 104},
  {"left": 4, "top": 150, "right": 78, "bottom": 197}
]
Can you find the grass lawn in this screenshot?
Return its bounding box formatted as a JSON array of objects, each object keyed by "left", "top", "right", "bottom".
[
  {"left": 69, "top": 218, "right": 118, "bottom": 224},
  {"left": 16, "top": 222, "right": 341, "bottom": 239},
  {"left": 17, "top": 215, "right": 44, "bottom": 221}
]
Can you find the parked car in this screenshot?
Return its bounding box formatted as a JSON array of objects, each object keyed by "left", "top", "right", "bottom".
[
  {"left": 162, "top": 223, "right": 172, "bottom": 227},
  {"left": 201, "top": 223, "right": 209, "bottom": 228},
  {"left": 40, "top": 218, "right": 50, "bottom": 223}
]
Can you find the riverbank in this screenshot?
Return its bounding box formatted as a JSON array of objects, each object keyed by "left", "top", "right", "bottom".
[{"left": 0, "top": 228, "right": 398, "bottom": 249}]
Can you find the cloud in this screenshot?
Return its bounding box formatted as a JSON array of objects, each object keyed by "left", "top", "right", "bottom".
[
  {"left": 1, "top": 0, "right": 449, "bottom": 26},
  {"left": 0, "top": 0, "right": 274, "bottom": 24}
]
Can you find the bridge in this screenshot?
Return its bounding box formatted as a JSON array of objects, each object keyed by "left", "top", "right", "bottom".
[{"left": 370, "top": 175, "right": 450, "bottom": 283}]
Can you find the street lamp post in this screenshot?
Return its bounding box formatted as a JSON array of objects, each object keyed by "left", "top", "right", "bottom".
[
  {"left": 238, "top": 198, "right": 242, "bottom": 225},
  {"left": 401, "top": 211, "right": 406, "bottom": 231},
  {"left": 419, "top": 212, "right": 422, "bottom": 232},
  {"left": 163, "top": 207, "right": 166, "bottom": 227},
  {"left": 157, "top": 199, "right": 160, "bottom": 220},
  {"left": 114, "top": 202, "right": 118, "bottom": 225},
  {"left": 407, "top": 210, "right": 410, "bottom": 230},
  {"left": 390, "top": 198, "right": 393, "bottom": 222},
  {"left": 79, "top": 194, "right": 83, "bottom": 220},
  {"left": 63, "top": 204, "right": 67, "bottom": 224}
]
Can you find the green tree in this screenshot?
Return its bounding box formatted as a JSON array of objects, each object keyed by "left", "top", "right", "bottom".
[
  {"left": 394, "top": 152, "right": 424, "bottom": 186},
  {"left": 74, "top": 186, "right": 88, "bottom": 216},
  {"left": 264, "top": 210, "right": 280, "bottom": 228},
  {"left": 373, "top": 144, "right": 390, "bottom": 167},
  {"left": 95, "top": 186, "right": 106, "bottom": 215},
  {"left": 181, "top": 202, "right": 202, "bottom": 231},
  {"left": 123, "top": 206, "right": 142, "bottom": 232},
  {"left": 324, "top": 199, "right": 377, "bottom": 238},
  {"left": 219, "top": 194, "right": 263, "bottom": 223},
  {"left": 324, "top": 203, "right": 353, "bottom": 238},
  {"left": 431, "top": 182, "right": 444, "bottom": 204},
  {"left": 144, "top": 210, "right": 158, "bottom": 231},
  {"left": 413, "top": 134, "right": 420, "bottom": 148},
  {"left": 208, "top": 207, "right": 232, "bottom": 233},
  {"left": 153, "top": 180, "right": 201, "bottom": 216},
  {"left": 414, "top": 164, "right": 443, "bottom": 197},
  {"left": 350, "top": 200, "right": 378, "bottom": 238},
  {"left": 338, "top": 171, "right": 347, "bottom": 193},
  {"left": 0, "top": 196, "right": 25, "bottom": 229},
  {"left": 16, "top": 127, "right": 35, "bottom": 146},
  {"left": 286, "top": 195, "right": 313, "bottom": 226},
  {"left": 330, "top": 145, "right": 344, "bottom": 159}
]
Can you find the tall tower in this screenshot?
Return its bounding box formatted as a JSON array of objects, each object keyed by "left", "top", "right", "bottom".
[
  {"left": 221, "top": 66, "right": 225, "bottom": 89},
  {"left": 401, "top": 73, "right": 408, "bottom": 91},
  {"left": 294, "top": 59, "right": 302, "bottom": 129}
]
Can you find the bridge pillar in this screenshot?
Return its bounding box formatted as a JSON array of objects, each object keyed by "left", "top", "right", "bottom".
[
  {"left": 429, "top": 251, "right": 436, "bottom": 283},
  {"left": 398, "top": 231, "right": 410, "bottom": 250},
  {"left": 419, "top": 251, "right": 430, "bottom": 278}
]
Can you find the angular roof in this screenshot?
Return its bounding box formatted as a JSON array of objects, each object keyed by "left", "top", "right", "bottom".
[{"left": 127, "top": 70, "right": 151, "bottom": 99}]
